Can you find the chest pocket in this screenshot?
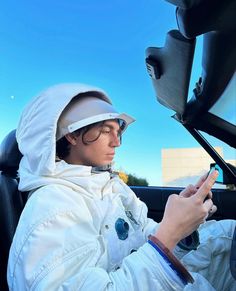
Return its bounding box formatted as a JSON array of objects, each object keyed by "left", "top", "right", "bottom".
[{"left": 100, "top": 195, "right": 146, "bottom": 271}]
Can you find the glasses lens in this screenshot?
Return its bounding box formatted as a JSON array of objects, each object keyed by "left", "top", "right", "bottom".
[{"left": 118, "top": 119, "right": 126, "bottom": 131}]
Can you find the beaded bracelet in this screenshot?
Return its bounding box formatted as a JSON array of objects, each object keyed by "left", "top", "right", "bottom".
[{"left": 148, "top": 235, "right": 194, "bottom": 285}]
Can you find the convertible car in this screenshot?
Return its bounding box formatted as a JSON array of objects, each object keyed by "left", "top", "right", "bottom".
[
  {"left": 143, "top": 0, "right": 236, "bottom": 283},
  {"left": 0, "top": 0, "right": 235, "bottom": 289}
]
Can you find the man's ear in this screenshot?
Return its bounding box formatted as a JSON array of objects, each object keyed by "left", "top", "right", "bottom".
[{"left": 65, "top": 133, "right": 77, "bottom": 145}]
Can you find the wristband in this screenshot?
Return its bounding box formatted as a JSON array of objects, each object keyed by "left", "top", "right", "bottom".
[{"left": 148, "top": 235, "right": 194, "bottom": 284}]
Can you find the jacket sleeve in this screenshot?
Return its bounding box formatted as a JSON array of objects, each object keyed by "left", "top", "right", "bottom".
[{"left": 7, "top": 185, "right": 185, "bottom": 291}]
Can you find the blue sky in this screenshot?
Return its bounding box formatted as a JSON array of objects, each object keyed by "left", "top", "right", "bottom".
[{"left": 0, "top": 0, "right": 235, "bottom": 185}]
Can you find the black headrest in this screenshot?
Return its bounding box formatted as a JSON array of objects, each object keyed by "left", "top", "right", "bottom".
[{"left": 0, "top": 130, "right": 22, "bottom": 173}]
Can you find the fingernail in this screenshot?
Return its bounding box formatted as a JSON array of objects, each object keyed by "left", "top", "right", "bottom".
[{"left": 214, "top": 170, "right": 219, "bottom": 176}]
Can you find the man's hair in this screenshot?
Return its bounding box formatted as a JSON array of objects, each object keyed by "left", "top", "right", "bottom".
[
  {"left": 56, "top": 135, "right": 71, "bottom": 160},
  {"left": 56, "top": 122, "right": 104, "bottom": 160},
  {"left": 56, "top": 126, "right": 88, "bottom": 160}
]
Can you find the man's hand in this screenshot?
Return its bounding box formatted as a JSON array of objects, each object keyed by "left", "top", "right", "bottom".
[
  {"left": 154, "top": 170, "right": 218, "bottom": 251},
  {"left": 179, "top": 172, "right": 217, "bottom": 216}
]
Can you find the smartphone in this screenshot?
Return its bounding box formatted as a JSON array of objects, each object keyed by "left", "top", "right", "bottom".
[{"left": 209, "top": 163, "right": 223, "bottom": 184}]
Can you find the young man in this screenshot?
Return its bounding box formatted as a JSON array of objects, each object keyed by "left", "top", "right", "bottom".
[{"left": 7, "top": 83, "right": 236, "bottom": 290}]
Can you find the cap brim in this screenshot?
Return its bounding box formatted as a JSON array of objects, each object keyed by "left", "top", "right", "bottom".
[
  {"left": 116, "top": 113, "right": 135, "bottom": 130},
  {"left": 68, "top": 112, "right": 135, "bottom": 133}
]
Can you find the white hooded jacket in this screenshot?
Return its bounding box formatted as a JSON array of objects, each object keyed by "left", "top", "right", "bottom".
[{"left": 7, "top": 84, "right": 236, "bottom": 290}]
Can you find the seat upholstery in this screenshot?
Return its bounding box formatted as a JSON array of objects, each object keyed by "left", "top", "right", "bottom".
[{"left": 0, "top": 130, "right": 23, "bottom": 291}]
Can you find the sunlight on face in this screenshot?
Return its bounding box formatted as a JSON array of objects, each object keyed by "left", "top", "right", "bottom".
[
  {"left": 68, "top": 119, "right": 124, "bottom": 167},
  {"left": 82, "top": 120, "right": 124, "bottom": 144}
]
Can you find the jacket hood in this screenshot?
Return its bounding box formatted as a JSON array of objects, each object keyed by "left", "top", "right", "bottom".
[{"left": 16, "top": 83, "right": 111, "bottom": 190}]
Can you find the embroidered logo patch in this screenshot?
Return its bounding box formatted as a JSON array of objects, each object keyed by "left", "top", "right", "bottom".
[{"left": 115, "top": 218, "right": 129, "bottom": 240}]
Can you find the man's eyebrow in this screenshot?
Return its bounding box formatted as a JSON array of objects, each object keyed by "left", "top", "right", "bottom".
[
  {"left": 103, "top": 122, "right": 121, "bottom": 131},
  {"left": 103, "top": 124, "right": 114, "bottom": 129}
]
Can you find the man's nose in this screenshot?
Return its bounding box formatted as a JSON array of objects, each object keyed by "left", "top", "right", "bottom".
[{"left": 110, "top": 133, "right": 121, "bottom": 147}]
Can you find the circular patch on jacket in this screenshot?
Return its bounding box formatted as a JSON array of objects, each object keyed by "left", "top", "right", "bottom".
[{"left": 115, "top": 218, "right": 129, "bottom": 240}]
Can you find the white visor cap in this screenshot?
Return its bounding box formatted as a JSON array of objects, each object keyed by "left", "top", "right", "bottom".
[{"left": 56, "top": 96, "right": 135, "bottom": 141}]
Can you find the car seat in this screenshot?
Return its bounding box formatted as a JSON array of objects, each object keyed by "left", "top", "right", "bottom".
[{"left": 0, "top": 130, "right": 24, "bottom": 290}]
